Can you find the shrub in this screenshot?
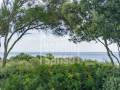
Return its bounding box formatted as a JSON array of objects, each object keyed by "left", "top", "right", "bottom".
[
  {"left": 36, "top": 55, "right": 41, "bottom": 59},
  {"left": 102, "top": 68, "right": 120, "bottom": 90},
  {"left": 0, "top": 59, "right": 115, "bottom": 90},
  {"left": 46, "top": 53, "right": 54, "bottom": 60},
  {"left": 10, "top": 53, "right": 34, "bottom": 61},
  {"left": 103, "top": 76, "right": 120, "bottom": 90}
]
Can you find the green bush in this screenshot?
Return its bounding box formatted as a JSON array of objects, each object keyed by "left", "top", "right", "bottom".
[
  {"left": 0, "top": 60, "right": 114, "bottom": 90},
  {"left": 46, "top": 53, "right": 54, "bottom": 60},
  {"left": 10, "top": 53, "right": 34, "bottom": 61},
  {"left": 102, "top": 68, "right": 120, "bottom": 90}
]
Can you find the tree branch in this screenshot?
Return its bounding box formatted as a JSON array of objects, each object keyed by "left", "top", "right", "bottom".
[
  {"left": 97, "top": 38, "right": 115, "bottom": 66},
  {"left": 7, "top": 24, "right": 43, "bottom": 55},
  {"left": 98, "top": 38, "right": 120, "bottom": 66},
  {"left": 6, "top": 19, "right": 38, "bottom": 46}
]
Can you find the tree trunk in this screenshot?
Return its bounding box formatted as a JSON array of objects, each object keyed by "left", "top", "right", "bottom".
[
  {"left": 2, "top": 52, "right": 8, "bottom": 67},
  {"left": 2, "top": 39, "right": 8, "bottom": 67},
  {"left": 104, "top": 39, "right": 115, "bottom": 66}
]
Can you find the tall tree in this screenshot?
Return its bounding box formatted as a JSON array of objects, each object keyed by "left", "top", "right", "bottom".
[
  {"left": 61, "top": 0, "right": 120, "bottom": 66},
  {"left": 0, "top": 0, "right": 67, "bottom": 67},
  {"left": 0, "top": 0, "right": 43, "bottom": 67}
]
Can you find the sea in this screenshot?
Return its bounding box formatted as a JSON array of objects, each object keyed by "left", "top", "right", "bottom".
[{"left": 0, "top": 52, "right": 118, "bottom": 62}]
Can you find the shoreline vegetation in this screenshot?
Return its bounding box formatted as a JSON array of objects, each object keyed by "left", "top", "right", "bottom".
[
  {"left": 0, "top": 53, "right": 114, "bottom": 67},
  {"left": 0, "top": 53, "right": 120, "bottom": 90}
]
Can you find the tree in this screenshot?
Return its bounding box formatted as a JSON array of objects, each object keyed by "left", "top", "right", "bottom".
[
  {"left": 61, "top": 0, "right": 120, "bottom": 66},
  {"left": 46, "top": 53, "right": 54, "bottom": 60},
  {"left": 0, "top": 0, "right": 66, "bottom": 67},
  {"left": 0, "top": 0, "right": 43, "bottom": 67}
]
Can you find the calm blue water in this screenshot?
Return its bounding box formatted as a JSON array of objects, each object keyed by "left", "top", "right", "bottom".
[{"left": 0, "top": 52, "right": 118, "bottom": 62}]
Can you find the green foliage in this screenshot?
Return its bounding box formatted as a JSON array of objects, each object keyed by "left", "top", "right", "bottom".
[
  {"left": 103, "top": 76, "right": 120, "bottom": 90},
  {"left": 62, "top": 0, "right": 120, "bottom": 42},
  {"left": 36, "top": 55, "right": 40, "bottom": 59},
  {"left": 46, "top": 53, "right": 54, "bottom": 60},
  {"left": 0, "top": 58, "right": 115, "bottom": 90},
  {"left": 10, "top": 53, "right": 34, "bottom": 61},
  {"left": 0, "top": 0, "right": 69, "bottom": 67},
  {"left": 102, "top": 68, "right": 120, "bottom": 90},
  {"left": 61, "top": 0, "right": 120, "bottom": 65}
]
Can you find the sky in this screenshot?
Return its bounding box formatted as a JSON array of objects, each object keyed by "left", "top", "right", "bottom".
[
  {"left": 0, "top": 0, "right": 117, "bottom": 52},
  {"left": 0, "top": 31, "right": 117, "bottom": 52}
]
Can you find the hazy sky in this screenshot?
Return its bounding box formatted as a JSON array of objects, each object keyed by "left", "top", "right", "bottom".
[
  {"left": 0, "top": 31, "right": 117, "bottom": 52},
  {"left": 0, "top": 0, "right": 117, "bottom": 52}
]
